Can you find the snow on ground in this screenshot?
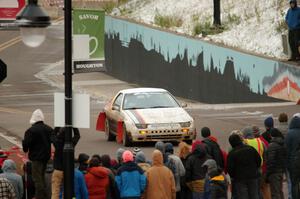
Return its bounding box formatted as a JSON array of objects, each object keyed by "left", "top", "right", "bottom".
[{"left": 111, "top": 0, "right": 289, "bottom": 59}]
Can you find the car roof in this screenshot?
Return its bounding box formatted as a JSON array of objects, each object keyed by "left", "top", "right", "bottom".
[{"left": 119, "top": 88, "right": 168, "bottom": 94}]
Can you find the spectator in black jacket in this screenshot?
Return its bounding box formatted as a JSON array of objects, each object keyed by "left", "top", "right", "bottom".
[
  {"left": 200, "top": 127, "right": 224, "bottom": 169},
  {"left": 22, "top": 109, "right": 53, "bottom": 199},
  {"left": 265, "top": 128, "right": 286, "bottom": 199},
  {"left": 286, "top": 114, "right": 300, "bottom": 198},
  {"left": 227, "top": 134, "right": 261, "bottom": 199},
  {"left": 51, "top": 127, "right": 80, "bottom": 199},
  {"left": 185, "top": 141, "right": 208, "bottom": 199}
]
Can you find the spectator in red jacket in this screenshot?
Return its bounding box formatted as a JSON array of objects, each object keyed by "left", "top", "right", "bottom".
[{"left": 85, "top": 157, "right": 110, "bottom": 199}]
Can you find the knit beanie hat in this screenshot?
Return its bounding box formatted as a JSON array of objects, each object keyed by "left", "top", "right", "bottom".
[
  {"left": 229, "top": 134, "right": 243, "bottom": 148},
  {"left": 252, "top": 126, "right": 261, "bottom": 137},
  {"left": 270, "top": 128, "right": 283, "bottom": 138},
  {"left": 116, "top": 148, "right": 125, "bottom": 162},
  {"left": 164, "top": 142, "right": 174, "bottom": 154},
  {"left": 201, "top": 127, "right": 211, "bottom": 138},
  {"left": 242, "top": 126, "right": 254, "bottom": 139},
  {"left": 122, "top": 150, "right": 134, "bottom": 163},
  {"left": 132, "top": 147, "right": 141, "bottom": 158},
  {"left": 264, "top": 117, "right": 274, "bottom": 128}
]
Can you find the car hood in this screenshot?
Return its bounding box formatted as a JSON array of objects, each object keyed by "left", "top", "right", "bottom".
[{"left": 124, "top": 108, "right": 192, "bottom": 124}]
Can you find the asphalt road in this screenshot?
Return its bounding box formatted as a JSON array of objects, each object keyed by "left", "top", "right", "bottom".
[{"left": 0, "top": 24, "right": 299, "bottom": 163}]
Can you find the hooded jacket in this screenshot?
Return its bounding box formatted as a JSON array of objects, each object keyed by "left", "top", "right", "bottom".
[
  {"left": 286, "top": 116, "right": 300, "bottom": 168},
  {"left": 165, "top": 143, "right": 185, "bottom": 192},
  {"left": 0, "top": 160, "right": 23, "bottom": 199},
  {"left": 202, "top": 159, "right": 217, "bottom": 174},
  {"left": 155, "top": 141, "right": 168, "bottom": 163},
  {"left": 185, "top": 143, "right": 208, "bottom": 182},
  {"left": 74, "top": 169, "right": 89, "bottom": 199},
  {"left": 144, "top": 150, "right": 176, "bottom": 199},
  {"left": 265, "top": 137, "right": 287, "bottom": 177},
  {"left": 286, "top": 1, "right": 300, "bottom": 30},
  {"left": 22, "top": 110, "right": 52, "bottom": 162},
  {"left": 202, "top": 136, "right": 224, "bottom": 169},
  {"left": 115, "top": 161, "right": 146, "bottom": 198},
  {"left": 85, "top": 166, "right": 109, "bottom": 199}
]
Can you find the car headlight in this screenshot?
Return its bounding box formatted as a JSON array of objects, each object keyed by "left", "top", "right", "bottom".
[
  {"left": 136, "top": 124, "right": 148, "bottom": 129},
  {"left": 180, "top": 122, "right": 191, "bottom": 128}
]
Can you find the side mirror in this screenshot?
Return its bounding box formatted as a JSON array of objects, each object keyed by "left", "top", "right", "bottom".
[
  {"left": 181, "top": 103, "right": 187, "bottom": 108},
  {"left": 112, "top": 105, "right": 120, "bottom": 111}
]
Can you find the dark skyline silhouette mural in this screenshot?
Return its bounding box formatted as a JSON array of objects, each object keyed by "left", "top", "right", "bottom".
[{"left": 105, "top": 33, "right": 282, "bottom": 104}]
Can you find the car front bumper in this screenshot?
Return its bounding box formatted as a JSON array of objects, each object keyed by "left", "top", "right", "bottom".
[{"left": 130, "top": 127, "right": 196, "bottom": 142}]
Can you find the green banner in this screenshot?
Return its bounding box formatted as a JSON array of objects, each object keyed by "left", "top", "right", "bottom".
[{"left": 73, "top": 9, "right": 105, "bottom": 72}]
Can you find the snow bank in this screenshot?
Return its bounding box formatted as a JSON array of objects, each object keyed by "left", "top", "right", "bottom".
[{"left": 111, "top": 0, "right": 290, "bottom": 59}]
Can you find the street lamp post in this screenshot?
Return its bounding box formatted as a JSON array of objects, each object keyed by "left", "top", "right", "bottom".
[
  {"left": 16, "top": 0, "right": 75, "bottom": 198},
  {"left": 15, "top": 0, "right": 50, "bottom": 47},
  {"left": 63, "top": 0, "right": 74, "bottom": 197}
]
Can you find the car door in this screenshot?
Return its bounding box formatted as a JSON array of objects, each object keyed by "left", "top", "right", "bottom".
[{"left": 106, "top": 93, "right": 123, "bottom": 134}]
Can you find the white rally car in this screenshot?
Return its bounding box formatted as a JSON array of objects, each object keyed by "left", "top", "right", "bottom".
[{"left": 97, "top": 88, "right": 196, "bottom": 146}]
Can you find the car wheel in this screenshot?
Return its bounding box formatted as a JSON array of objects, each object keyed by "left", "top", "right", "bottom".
[
  {"left": 122, "top": 125, "right": 132, "bottom": 147},
  {"left": 105, "top": 119, "right": 116, "bottom": 141}
]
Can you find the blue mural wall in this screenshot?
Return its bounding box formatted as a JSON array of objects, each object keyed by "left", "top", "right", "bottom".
[{"left": 104, "top": 16, "right": 300, "bottom": 103}]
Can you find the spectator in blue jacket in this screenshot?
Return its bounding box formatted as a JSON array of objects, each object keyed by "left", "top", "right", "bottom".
[
  {"left": 74, "top": 169, "right": 89, "bottom": 199},
  {"left": 60, "top": 168, "right": 88, "bottom": 199},
  {"left": 115, "top": 150, "right": 146, "bottom": 199},
  {"left": 285, "top": 0, "right": 300, "bottom": 61}
]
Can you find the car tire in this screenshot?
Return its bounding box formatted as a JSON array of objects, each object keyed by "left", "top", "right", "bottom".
[
  {"left": 105, "top": 119, "right": 116, "bottom": 141},
  {"left": 122, "top": 125, "right": 132, "bottom": 147}
]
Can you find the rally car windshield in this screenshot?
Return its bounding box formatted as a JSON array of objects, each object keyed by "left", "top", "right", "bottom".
[{"left": 123, "top": 92, "right": 180, "bottom": 110}]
